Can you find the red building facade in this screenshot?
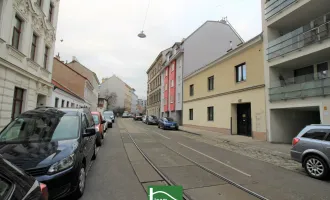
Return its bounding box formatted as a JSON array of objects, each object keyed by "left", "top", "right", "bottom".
[{"left": 169, "top": 60, "right": 176, "bottom": 111}]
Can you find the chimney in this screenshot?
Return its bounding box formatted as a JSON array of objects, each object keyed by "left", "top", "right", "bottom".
[
  {"left": 55, "top": 52, "right": 60, "bottom": 59},
  {"left": 227, "top": 41, "right": 233, "bottom": 53},
  {"left": 72, "top": 56, "right": 78, "bottom": 62}
]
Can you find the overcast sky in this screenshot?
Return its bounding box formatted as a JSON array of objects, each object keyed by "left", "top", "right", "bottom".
[{"left": 55, "top": 0, "right": 262, "bottom": 99}]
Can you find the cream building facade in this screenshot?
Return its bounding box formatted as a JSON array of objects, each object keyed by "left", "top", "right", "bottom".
[
  {"left": 0, "top": 0, "right": 60, "bottom": 130},
  {"left": 183, "top": 35, "right": 267, "bottom": 140}
]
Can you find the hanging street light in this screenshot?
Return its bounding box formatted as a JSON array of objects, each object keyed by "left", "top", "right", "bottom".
[{"left": 138, "top": 31, "right": 146, "bottom": 38}]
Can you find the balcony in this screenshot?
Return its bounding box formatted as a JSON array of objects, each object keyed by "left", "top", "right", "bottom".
[
  {"left": 269, "top": 72, "right": 330, "bottom": 102},
  {"left": 265, "top": 0, "right": 298, "bottom": 20},
  {"left": 267, "top": 13, "right": 330, "bottom": 61}
]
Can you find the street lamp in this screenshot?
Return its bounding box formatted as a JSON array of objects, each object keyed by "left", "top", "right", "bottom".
[{"left": 138, "top": 31, "right": 146, "bottom": 38}]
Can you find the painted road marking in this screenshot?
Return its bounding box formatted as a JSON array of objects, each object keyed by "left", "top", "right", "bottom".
[
  {"left": 154, "top": 131, "right": 171, "bottom": 140},
  {"left": 178, "top": 142, "right": 251, "bottom": 177}
]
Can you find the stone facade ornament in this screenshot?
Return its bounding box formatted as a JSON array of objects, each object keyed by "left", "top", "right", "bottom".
[{"left": 13, "top": 0, "right": 31, "bottom": 20}]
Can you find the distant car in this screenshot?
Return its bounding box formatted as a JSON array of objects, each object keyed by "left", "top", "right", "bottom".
[
  {"left": 103, "top": 114, "right": 113, "bottom": 128},
  {"left": 104, "top": 111, "right": 115, "bottom": 123},
  {"left": 158, "top": 117, "right": 179, "bottom": 130},
  {"left": 142, "top": 115, "right": 147, "bottom": 123},
  {"left": 101, "top": 113, "right": 108, "bottom": 132},
  {"left": 0, "top": 155, "right": 49, "bottom": 200},
  {"left": 291, "top": 125, "right": 330, "bottom": 180},
  {"left": 92, "top": 111, "right": 106, "bottom": 146},
  {"left": 134, "top": 114, "right": 143, "bottom": 121},
  {"left": 146, "top": 115, "right": 158, "bottom": 125},
  {"left": 0, "top": 107, "right": 97, "bottom": 199},
  {"left": 122, "top": 113, "right": 129, "bottom": 118}
]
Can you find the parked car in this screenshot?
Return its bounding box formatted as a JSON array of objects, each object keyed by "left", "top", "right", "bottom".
[
  {"left": 101, "top": 113, "right": 108, "bottom": 133},
  {"left": 103, "top": 114, "right": 113, "bottom": 128},
  {"left": 122, "top": 113, "right": 129, "bottom": 118},
  {"left": 134, "top": 113, "right": 143, "bottom": 121},
  {"left": 0, "top": 155, "right": 49, "bottom": 200},
  {"left": 142, "top": 115, "right": 147, "bottom": 123},
  {"left": 104, "top": 111, "right": 115, "bottom": 123},
  {"left": 146, "top": 115, "right": 158, "bottom": 125},
  {"left": 0, "top": 107, "right": 97, "bottom": 199},
  {"left": 291, "top": 125, "right": 330, "bottom": 180},
  {"left": 92, "top": 111, "right": 106, "bottom": 146},
  {"left": 158, "top": 117, "right": 179, "bottom": 130}
]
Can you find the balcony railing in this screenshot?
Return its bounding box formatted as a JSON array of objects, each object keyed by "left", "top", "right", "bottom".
[
  {"left": 265, "top": 0, "right": 298, "bottom": 20},
  {"left": 269, "top": 72, "right": 330, "bottom": 101},
  {"left": 267, "top": 13, "right": 330, "bottom": 61}
]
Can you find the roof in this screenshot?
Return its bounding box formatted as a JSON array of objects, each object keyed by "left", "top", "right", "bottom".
[
  {"left": 68, "top": 60, "right": 100, "bottom": 85},
  {"left": 184, "top": 33, "right": 263, "bottom": 81},
  {"left": 54, "top": 57, "right": 89, "bottom": 81},
  {"left": 146, "top": 48, "right": 171, "bottom": 73},
  {"left": 52, "top": 79, "right": 85, "bottom": 101},
  {"left": 183, "top": 20, "right": 244, "bottom": 45}
]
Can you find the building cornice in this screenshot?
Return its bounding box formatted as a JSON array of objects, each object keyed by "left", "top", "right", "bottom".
[{"left": 183, "top": 84, "right": 265, "bottom": 103}]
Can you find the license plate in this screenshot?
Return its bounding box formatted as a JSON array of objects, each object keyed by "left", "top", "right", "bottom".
[{"left": 171, "top": 126, "right": 175, "bottom": 128}]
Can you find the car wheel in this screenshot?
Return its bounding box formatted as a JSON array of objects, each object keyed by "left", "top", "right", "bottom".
[
  {"left": 158, "top": 124, "right": 160, "bottom": 128},
  {"left": 96, "top": 133, "right": 102, "bottom": 147},
  {"left": 147, "top": 121, "right": 149, "bottom": 125},
  {"left": 304, "top": 155, "right": 329, "bottom": 180},
  {"left": 162, "top": 125, "right": 165, "bottom": 130},
  {"left": 73, "top": 164, "right": 86, "bottom": 198},
  {"left": 92, "top": 143, "right": 97, "bottom": 160}
]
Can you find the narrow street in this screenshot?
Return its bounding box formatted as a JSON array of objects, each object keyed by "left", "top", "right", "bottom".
[{"left": 79, "top": 118, "right": 330, "bottom": 200}]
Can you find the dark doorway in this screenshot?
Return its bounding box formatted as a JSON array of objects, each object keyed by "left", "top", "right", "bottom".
[{"left": 237, "top": 103, "right": 252, "bottom": 136}]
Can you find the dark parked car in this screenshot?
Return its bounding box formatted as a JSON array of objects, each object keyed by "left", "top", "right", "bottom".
[
  {"left": 146, "top": 115, "right": 158, "bottom": 125},
  {"left": 0, "top": 107, "right": 97, "bottom": 199},
  {"left": 291, "top": 125, "right": 330, "bottom": 180},
  {"left": 133, "top": 114, "right": 143, "bottom": 121},
  {"left": 104, "top": 111, "right": 115, "bottom": 123},
  {"left": 0, "top": 155, "right": 49, "bottom": 200},
  {"left": 158, "top": 117, "right": 179, "bottom": 130}
]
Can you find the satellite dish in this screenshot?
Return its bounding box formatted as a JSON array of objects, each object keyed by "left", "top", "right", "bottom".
[{"left": 138, "top": 31, "right": 146, "bottom": 38}]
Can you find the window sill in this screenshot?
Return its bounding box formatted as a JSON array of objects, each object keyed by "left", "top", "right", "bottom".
[
  {"left": 0, "top": 38, "right": 5, "bottom": 43},
  {"left": 236, "top": 80, "right": 247, "bottom": 84},
  {"left": 6, "top": 44, "right": 26, "bottom": 62},
  {"left": 27, "top": 58, "right": 42, "bottom": 71}
]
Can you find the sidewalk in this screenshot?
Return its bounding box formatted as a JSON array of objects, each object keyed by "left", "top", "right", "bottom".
[{"left": 179, "top": 126, "right": 301, "bottom": 172}]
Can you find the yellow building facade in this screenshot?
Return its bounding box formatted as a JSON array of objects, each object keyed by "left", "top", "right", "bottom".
[{"left": 183, "top": 35, "right": 267, "bottom": 140}]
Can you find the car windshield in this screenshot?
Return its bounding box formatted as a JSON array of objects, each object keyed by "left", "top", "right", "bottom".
[
  {"left": 0, "top": 115, "right": 79, "bottom": 143},
  {"left": 92, "top": 114, "right": 99, "bottom": 125},
  {"left": 164, "top": 118, "right": 174, "bottom": 122},
  {"left": 104, "top": 115, "right": 112, "bottom": 120},
  {"left": 104, "top": 112, "right": 114, "bottom": 116}
]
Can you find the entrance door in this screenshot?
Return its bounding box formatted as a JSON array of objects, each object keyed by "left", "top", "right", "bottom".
[{"left": 237, "top": 103, "right": 252, "bottom": 136}]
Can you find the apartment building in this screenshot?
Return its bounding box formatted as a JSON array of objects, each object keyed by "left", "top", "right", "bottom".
[
  {"left": 67, "top": 58, "right": 100, "bottom": 110},
  {"left": 262, "top": 0, "right": 330, "bottom": 143},
  {"left": 160, "top": 42, "right": 184, "bottom": 123},
  {"left": 100, "top": 75, "right": 134, "bottom": 111},
  {"left": 147, "top": 48, "right": 170, "bottom": 118},
  {"left": 52, "top": 57, "right": 93, "bottom": 108},
  {"left": 131, "top": 89, "right": 138, "bottom": 113},
  {"left": 0, "top": 0, "right": 60, "bottom": 130},
  {"left": 160, "top": 19, "right": 244, "bottom": 124},
  {"left": 183, "top": 35, "right": 266, "bottom": 140}
]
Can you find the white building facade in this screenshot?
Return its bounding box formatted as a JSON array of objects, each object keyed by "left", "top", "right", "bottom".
[
  {"left": 0, "top": 0, "right": 60, "bottom": 130},
  {"left": 262, "top": 0, "right": 330, "bottom": 143},
  {"left": 51, "top": 86, "right": 86, "bottom": 109},
  {"left": 131, "top": 90, "right": 138, "bottom": 114},
  {"left": 100, "top": 75, "right": 126, "bottom": 109}
]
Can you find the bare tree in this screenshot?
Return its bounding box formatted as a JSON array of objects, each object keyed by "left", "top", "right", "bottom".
[{"left": 104, "top": 89, "right": 117, "bottom": 109}]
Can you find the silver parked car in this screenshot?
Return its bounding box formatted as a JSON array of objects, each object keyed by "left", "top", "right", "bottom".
[{"left": 291, "top": 125, "right": 330, "bottom": 179}]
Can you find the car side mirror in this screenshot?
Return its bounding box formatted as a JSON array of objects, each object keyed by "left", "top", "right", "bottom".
[
  {"left": 84, "top": 127, "right": 96, "bottom": 137},
  {"left": 101, "top": 120, "right": 106, "bottom": 124}
]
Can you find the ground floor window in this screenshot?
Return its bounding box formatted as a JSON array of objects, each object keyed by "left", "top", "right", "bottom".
[
  {"left": 189, "top": 109, "right": 193, "bottom": 120},
  {"left": 207, "top": 106, "right": 214, "bottom": 121},
  {"left": 55, "top": 97, "right": 59, "bottom": 108},
  {"left": 12, "top": 87, "right": 24, "bottom": 120}
]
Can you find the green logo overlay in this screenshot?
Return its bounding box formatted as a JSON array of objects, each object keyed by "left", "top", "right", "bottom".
[{"left": 148, "top": 186, "right": 183, "bottom": 200}]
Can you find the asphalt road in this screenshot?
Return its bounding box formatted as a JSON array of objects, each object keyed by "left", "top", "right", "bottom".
[{"left": 62, "top": 118, "right": 330, "bottom": 200}]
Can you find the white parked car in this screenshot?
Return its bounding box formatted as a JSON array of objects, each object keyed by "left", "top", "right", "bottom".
[{"left": 142, "top": 115, "right": 147, "bottom": 123}]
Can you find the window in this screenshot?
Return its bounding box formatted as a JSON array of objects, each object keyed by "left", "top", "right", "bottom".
[
  {"left": 11, "top": 87, "right": 24, "bottom": 120},
  {"left": 207, "top": 106, "right": 214, "bottom": 121},
  {"left": 189, "top": 84, "right": 194, "bottom": 96},
  {"left": 165, "top": 69, "right": 168, "bottom": 76},
  {"left": 44, "top": 46, "right": 49, "bottom": 68},
  {"left": 48, "top": 3, "right": 54, "bottom": 22},
  {"left": 178, "top": 93, "right": 180, "bottom": 103},
  {"left": 317, "top": 62, "right": 328, "bottom": 79},
  {"left": 37, "top": 0, "right": 42, "bottom": 7},
  {"left": 236, "top": 63, "right": 247, "bottom": 82},
  {"left": 208, "top": 76, "right": 214, "bottom": 91},
  {"left": 12, "top": 16, "right": 22, "bottom": 50},
  {"left": 189, "top": 109, "right": 193, "bottom": 120},
  {"left": 55, "top": 97, "right": 59, "bottom": 108},
  {"left": 171, "top": 80, "right": 174, "bottom": 87},
  {"left": 31, "top": 34, "right": 38, "bottom": 61},
  {"left": 164, "top": 98, "right": 167, "bottom": 105},
  {"left": 171, "top": 64, "right": 174, "bottom": 72},
  {"left": 71, "top": 103, "right": 75, "bottom": 108},
  {"left": 170, "top": 95, "right": 174, "bottom": 103},
  {"left": 294, "top": 65, "right": 314, "bottom": 84},
  {"left": 61, "top": 100, "right": 65, "bottom": 108},
  {"left": 165, "top": 83, "right": 168, "bottom": 90},
  {"left": 326, "top": 133, "right": 330, "bottom": 141},
  {"left": 302, "top": 129, "right": 327, "bottom": 140},
  {"left": 66, "top": 101, "right": 69, "bottom": 107}
]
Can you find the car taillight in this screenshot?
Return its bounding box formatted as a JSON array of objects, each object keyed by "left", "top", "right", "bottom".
[
  {"left": 292, "top": 138, "right": 300, "bottom": 146},
  {"left": 40, "top": 183, "right": 49, "bottom": 200}
]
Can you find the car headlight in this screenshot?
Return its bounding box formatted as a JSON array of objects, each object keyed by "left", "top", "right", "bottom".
[
  {"left": 95, "top": 126, "right": 99, "bottom": 132},
  {"left": 48, "top": 154, "right": 75, "bottom": 174}
]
